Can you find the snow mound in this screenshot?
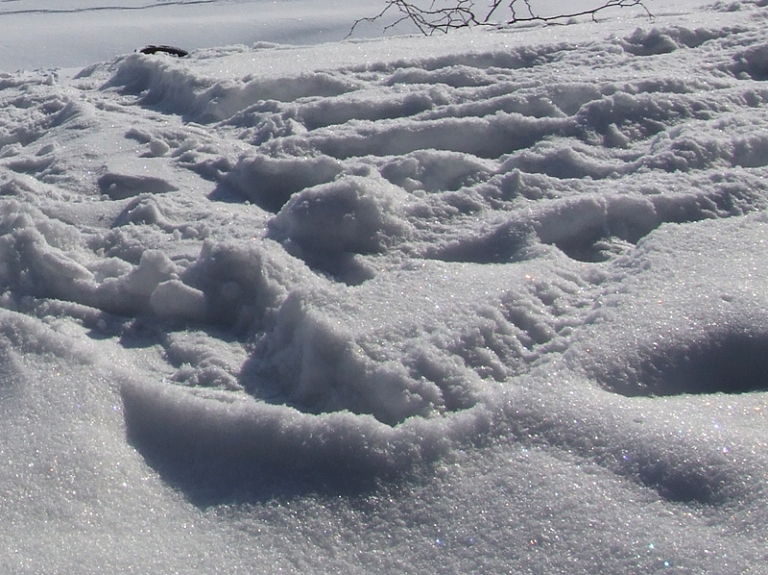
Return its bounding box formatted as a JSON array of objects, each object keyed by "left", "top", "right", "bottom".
[
  {"left": 7, "top": 10, "right": 768, "bottom": 491},
  {"left": 4, "top": 2, "right": 768, "bottom": 571}
]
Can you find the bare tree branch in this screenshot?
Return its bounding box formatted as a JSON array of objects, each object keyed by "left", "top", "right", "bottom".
[
  {"left": 350, "top": 0, "right": 652, "bottom": 37},
  {"left": 506, "top": 0, "right": 652, "bottom": 25}
]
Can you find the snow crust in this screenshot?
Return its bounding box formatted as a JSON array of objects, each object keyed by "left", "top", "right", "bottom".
[{"left": 2, "top": 0, "right": 768, "bottom": 573}]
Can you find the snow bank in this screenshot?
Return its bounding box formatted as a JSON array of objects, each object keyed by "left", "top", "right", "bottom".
[{"left": 2, "top": 0, "right": 768, "bottom": 572}]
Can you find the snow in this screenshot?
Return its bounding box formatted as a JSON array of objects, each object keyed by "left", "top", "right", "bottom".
[{"left": 1, "top": 0, "right": 768, "bottom": 572}]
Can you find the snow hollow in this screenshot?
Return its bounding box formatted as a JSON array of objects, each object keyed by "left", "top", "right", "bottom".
[{"left": 1, "top": 0, "right": 768, "bottom": 573}]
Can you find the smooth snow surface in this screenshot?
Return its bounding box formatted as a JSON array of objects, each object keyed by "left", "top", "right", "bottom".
[
  {"left": 2, "top": 0, "right": 768, "bottom": 573},
  {"left": 0, "top": 0, "right": 412, "bottom": 71}
]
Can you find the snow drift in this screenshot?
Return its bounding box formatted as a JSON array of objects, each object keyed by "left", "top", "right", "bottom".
[{"left": 2, "top": 0, "right": 768, "bottom": 573}]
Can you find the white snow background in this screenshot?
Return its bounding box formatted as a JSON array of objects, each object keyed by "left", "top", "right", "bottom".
[{"left": 1, "top": 0, "right": 768, "bottom": 572}]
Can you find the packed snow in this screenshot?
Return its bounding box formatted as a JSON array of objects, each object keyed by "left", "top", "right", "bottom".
[{"left": 1, "top": 0, "right": 768, "bottom": 572}]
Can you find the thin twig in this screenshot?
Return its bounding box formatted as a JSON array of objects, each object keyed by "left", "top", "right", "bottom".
[{"left": 350, "top": 0, "right": 652, "bottom": 37}]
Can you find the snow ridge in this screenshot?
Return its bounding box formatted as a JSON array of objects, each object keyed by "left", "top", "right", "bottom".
[{"left": 2, "top": 3, "right": 768, "bottom": 571}]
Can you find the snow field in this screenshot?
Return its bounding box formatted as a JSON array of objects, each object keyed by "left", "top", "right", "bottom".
[{"left": 0, "top": 0, "right": 768, "bottom": 572}]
